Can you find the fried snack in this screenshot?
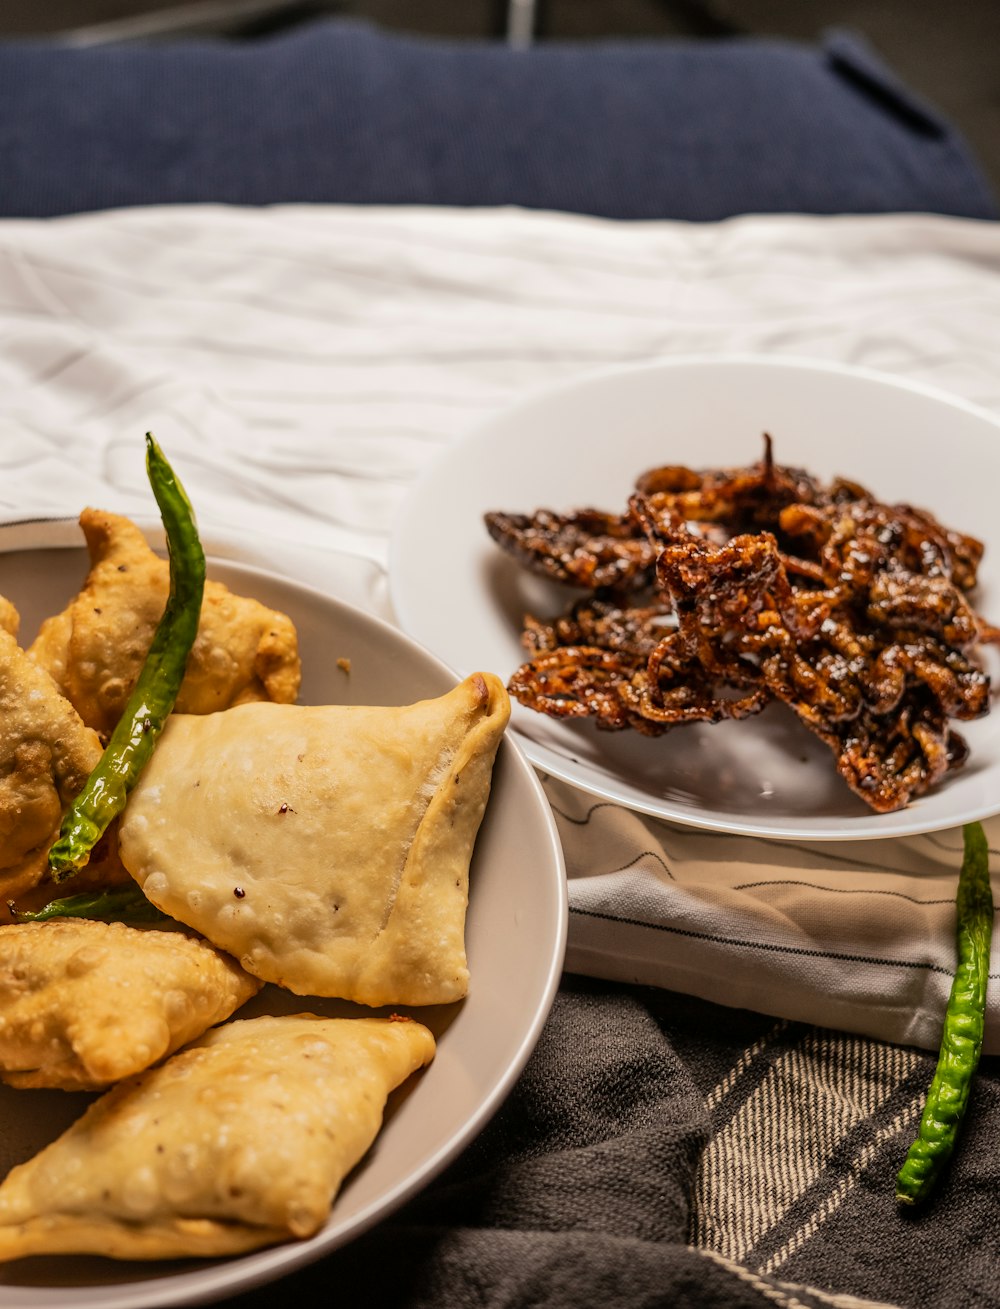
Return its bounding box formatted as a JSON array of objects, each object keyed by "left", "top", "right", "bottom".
[
  {"left": 0, "top": 919, "right": 261, "bottom": 1091},
  {"left": 28, "top": 509, "right": 301, "bottom": 738},
  {"left": 118, "top": 673, "right": 510, "bottom": 1006},
  {"left": 0, "top": 628, "right": 109, "bottom": 910},
  {"left": 510, "top": 594, "right": 769, "bottom": 735},
  {"left": 491, "top": 439, "right": 996, "bottom": 813},
  {"left": 0, "top": 595, "right": 18, "bottom": 639},
  {"left": 633, "top": 495, "right": 989, "bottom": 812},
  {"left": 0, "top": 1012, "right": 435, "bottom": 1261},
  {"left": 485, "top": 507, "right": 655, "bottom": 589},
  {"left": 484, "top": 438, "right": 824, "bottom": 593}
]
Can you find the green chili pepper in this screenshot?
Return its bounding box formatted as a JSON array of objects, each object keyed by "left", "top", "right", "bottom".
[
  {"left": 47, "top": 434, "right": 206, "bottom": 882},
  {"left": 895, "top": 820, "right": 993, "bottom": 1206},
  {"left": 8, "top": 886, "right": 169, "bottom": 924}
]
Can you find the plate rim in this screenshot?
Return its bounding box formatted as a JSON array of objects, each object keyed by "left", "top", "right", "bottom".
[
  {"left": 0, "top": 527, "right": 569, "bottom": 1309},
  {"left": 389, "top": 352, "right": 1000, "bottom": 843}
]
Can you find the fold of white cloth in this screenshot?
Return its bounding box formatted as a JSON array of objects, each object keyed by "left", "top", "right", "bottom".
[{"left": 2, "top": 203, "right": 1000, "bottom": 1051}]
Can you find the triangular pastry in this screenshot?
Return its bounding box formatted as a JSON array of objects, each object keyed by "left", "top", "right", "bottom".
[
  {"left": 28, "top": 509, "right": 301, "bottom": 738},
  {"left": 0, "top": 594, "right": 18, "bottom": 638},
  {"left": 0, "top": 627, "right": 116, "bottom": 914},
  {"left": 0, "top": 919, "right": 262, "bottom": 1091},
  {"left": 118, "top": 672, "right": 510, "bottom": 1007},
  {"left": 0, "top": 1013, "right": 435, "bottom": 1261}
]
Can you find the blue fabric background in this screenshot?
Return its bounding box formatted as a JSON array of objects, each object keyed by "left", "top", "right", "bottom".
[{"left": 0, "top": 20, "right": 995, "bottom": 221}]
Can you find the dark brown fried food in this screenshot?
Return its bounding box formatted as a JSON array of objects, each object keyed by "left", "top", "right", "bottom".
[
  {"left": 484, "top": 508, "right": 654, "bottom": 590},
  {"left": 509, "top": 645, "right": 656, "bottom": 734},
  {"left": 512, "top": 586, "right": 770, "bottom": 736},
  {"left": 635, "top": 433, "right": 823, "bottom": 534},
  {"left": 508, "top": 639, "right": 768, "bottom": 736},
  {"left": 490, "top": 437, "right": 996, "bottom": 813},
  {"left": 521, "top": 595, "right": 673, "bottom": 660},
  {"left": 632, "top": 492, "right": 990, "bottom": 812},
  {"left": 778, "top": 497, "right": 984, "bottom": 593},
  {"left": 485, "top": 437, "right": 822, "bottom": 594}
]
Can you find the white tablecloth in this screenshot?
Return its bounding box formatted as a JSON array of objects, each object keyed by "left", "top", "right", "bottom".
[{"left": 3, "top": 203, "right": 1000, "bottom": 1052}]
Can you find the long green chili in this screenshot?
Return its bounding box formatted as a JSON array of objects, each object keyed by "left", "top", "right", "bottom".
[
  {"left": 8, "top": 886, "right": 168, "bottom": 924},
  {"left": 895, "top": 820, "right": 993, "bottom": 1206},
  {"left": 47, "top": 434, "right": 206, "bottom": 882}
]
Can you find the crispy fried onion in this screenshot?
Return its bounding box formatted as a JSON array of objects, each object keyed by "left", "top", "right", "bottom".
[{"left": 488, "top": 439, "right": 996, "bottom": 813}]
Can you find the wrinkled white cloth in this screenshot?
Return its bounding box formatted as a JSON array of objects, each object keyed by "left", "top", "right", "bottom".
[{"left": 2, "top": 203, "right": 1000, "bottom": 1052}]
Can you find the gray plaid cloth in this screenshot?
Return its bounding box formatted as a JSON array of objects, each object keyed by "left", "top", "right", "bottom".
[{"left": 224, "top": 977, "right": 996, "bottom": 1309}]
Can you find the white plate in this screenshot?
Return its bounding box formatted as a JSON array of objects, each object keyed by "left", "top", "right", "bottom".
[
  {"left": 0, "top": 523, "right": 567, "bottom": 1309},
  {"left": 390, "top": 355, "right": 1000, "bottom": 841}
]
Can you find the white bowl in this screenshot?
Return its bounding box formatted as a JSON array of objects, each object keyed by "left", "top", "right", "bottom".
[{"left": 0, "top": 527, "right": 567, "bottom": 1309}]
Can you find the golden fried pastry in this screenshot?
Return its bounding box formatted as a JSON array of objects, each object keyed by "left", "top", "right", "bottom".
[
  {"left": 28, "top": 509, "right": 301, "bottom": 738},
  {"left": 0, "top": 594, "right": 18, "bottom": 639},
  {"left": 0, "top": 628, "right": 105, "bottom": 908},
  {"left": 119, "top": 673, "right": 510, "bottom": 1007},
  {"left": 0, "top": 1013, "right": 435, "bottom": 1261},
  {"left": 0, "top": 918, "right": 261, "bottom": 1091}
]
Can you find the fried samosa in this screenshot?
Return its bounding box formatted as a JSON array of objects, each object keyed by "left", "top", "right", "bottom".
[
  {"left": 0, "top": 1013, "right": 435, "bottom": 1262},
  {"left": 0, "top": 628, "right": 108, "bottom": 911},
  {"left": 0, "top": 919, "right": 261, "bottom": 1091},
  {"left": 118, "top": 673, "right": 510, "bottom": 1007},
  {"left": 28, "top": 509, "right": 301, "bottom": 738},
  {"left": 0, "top": 594, "right": 18, "bottom": 639}
]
